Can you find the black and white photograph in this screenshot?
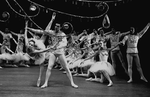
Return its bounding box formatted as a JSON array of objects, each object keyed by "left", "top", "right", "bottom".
[{"left": 0, "top": 0, "right": 150, "bottom": 97}]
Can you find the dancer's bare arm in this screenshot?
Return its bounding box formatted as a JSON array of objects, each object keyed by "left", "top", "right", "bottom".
[
  {"left": 45, "top": 12, "right": 56, "bottom": 31},
  {"left": 12, "top": 37, "right": 18, "bottom": 45},
  {"left": 0, "top": 30, "right": 4, "bottom": 36},
  {"left": 138, "top": 23, "right": 150, "bottom": 38},
  {"left": 25, "top": 21, "right": 29, "bottom": 47},
  {"left": 5, "top": 46, "right": 14, "bottom": 54},
  {"left": 108, "top": 41, "right": 123, "bottom": 51},
  {"left": 10, "top": 31, "right": 18, "bottom": 37},
  {"left": 121, "top": 30, "right": 130, "bottom": 37}
]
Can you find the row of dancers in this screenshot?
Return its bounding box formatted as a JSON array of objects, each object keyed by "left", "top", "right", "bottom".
[{"left": 0, "top": 12, "right": 149, "bottom": 88}]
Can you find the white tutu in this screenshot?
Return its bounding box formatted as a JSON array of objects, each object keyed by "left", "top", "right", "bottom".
[
  {"left": 72, "top": 59, "right": 84, "bottom": 68},
  {"left": 34, "top": 53, "right": 45, "bottom": 65},
  {"left": 89, "top": 61, "right": 115, "bottom": 76},
  {"left": 21, "top": 53, "right": 30, "bottom": 61},
  {"left": 29, "top": 38, "right": 46, "bottom": 65},
  {"left": 79, "top": 59, "right": 95, "bottom": 68},
  {"left": 68, "top": 61, "right": 74, "bottom": 69},
  {"left": 0, "top": 53, "right": 15, "bottom": 60}
]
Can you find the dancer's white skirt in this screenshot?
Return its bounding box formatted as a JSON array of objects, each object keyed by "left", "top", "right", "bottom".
[
  {"left": 89, "top": 61, "right": 115, "bottom": 76},
  {"left": 79, "top": 59, "right": 95, "bottom": 68}
]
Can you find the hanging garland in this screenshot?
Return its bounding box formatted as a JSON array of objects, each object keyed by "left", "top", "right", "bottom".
[
  {"left": 6, "top": 0, "right": 43, "bottom": 30},
  {"left": 6, "top": 0, "right": 40, "bottom": 18},
  {"left": 28, "top": 0, "right": 109, "bottom": 18},
  {"left": 102, "top": 14, "right": 110, "bottom": 28},
  {"left": 78, "top": 0, "right": 123, "bottom": 3}
]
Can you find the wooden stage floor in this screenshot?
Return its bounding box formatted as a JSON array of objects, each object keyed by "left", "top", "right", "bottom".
[{"left": 0, "top": 66, "right": 150, "bottom": 97}]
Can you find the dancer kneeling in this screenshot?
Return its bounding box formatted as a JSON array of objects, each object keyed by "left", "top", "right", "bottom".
[{"left": 82, "top": 41, "right": 123, "bottom": 86}]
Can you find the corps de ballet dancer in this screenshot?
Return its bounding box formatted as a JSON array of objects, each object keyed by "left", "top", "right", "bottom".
[
  {"left": 105, "top": 29, "right": 130, "bottom": 75},
  {"left": 81, "top": 40, "right": 123, "bottom": 87}
]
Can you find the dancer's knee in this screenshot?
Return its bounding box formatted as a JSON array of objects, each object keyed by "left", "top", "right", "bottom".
[{"left": 128, "top": 65, "right": 132, "bottom": 70}]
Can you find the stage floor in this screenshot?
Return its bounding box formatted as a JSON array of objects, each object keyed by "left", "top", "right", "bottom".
[{"left": 0, "top": 66, "right": 150, "bottom": 97}]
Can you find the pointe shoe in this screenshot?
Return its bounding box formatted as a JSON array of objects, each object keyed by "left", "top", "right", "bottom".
[
  {"left": 107, "top": 82, "right": 113, "bottom": 87},
  {"left": 73, "top": 73, "right": 79, "bottom": 76},
  {"left": 127, "top": 79, "right": 133, "bottom": 83},
  {"left": 91, "top": 78, "right": 98, "bottom": 81},
  {"left": 25, "top": 65, "right": 30, "bottom": 67},
  {"left": 40, "top": 84, "right": 48, "bottom": 89},
  {"left": 63, "top": 71, "right": 67, "bottom": 74},
  {"left": 13, "top": 65, "right": 18, "bottom": 68},
  {"left": 85, "top": 77, "right": 93, "bottom": 81},
  {"left": 71, "top": 83, "right": 78, "bottom": 88},
  {"left": 141, "top": 77, "right": 148, "bottom": 82},
  {"left": 37, "top": 79, "right": 41, "bottom": 87}
]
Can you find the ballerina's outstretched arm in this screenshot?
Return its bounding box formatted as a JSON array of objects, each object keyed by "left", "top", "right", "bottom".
[
  {"left": 5, "top": 46, "right": 14, "bottom": 54},
  {"left": 10, "top": 31, "right": 19, "bottom": 36},
  {"left": 12, "top": 36, "right": 18, "bottom": 45},
  {"left": 24, "top": 21, "right": 30, "bottom": 47},
  {"left": 27, "top": 30, "right": 35, "bottom": 38},
  {"left": 104, "top": 28, "right": 115, "bottom": 36}
]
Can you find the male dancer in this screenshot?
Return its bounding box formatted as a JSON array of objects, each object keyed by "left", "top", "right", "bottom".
[
  {"left": 122, "top": 23, "right": 150, "bottom": 83},
  {"left": 106, "top": 30, "right": 130, "bottom": 75},
  {"left": 27, "top": 13, "right": 78, "bottom": 88}
]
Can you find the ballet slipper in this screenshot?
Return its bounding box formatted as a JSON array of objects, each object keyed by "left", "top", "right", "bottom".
[
  {"left": 77, "top": 74, "right": 88, "bottom": 77},
  {"left": 40, "top": 84, "right": 48, "bottom": 89},
  {"left": 37, "top": 79, "right": 41, "bottom": 87},
  {"left": 59, "top": 67, "right": 64, "bottom": 71},
  {"left": 71, "top": 83, "right": 78, "bottom": 88},
  {"left": 13, "top": 65, "right": 18, "bottom": 68},
  {"left": 141, "top": 77, "right": 148, "bottom": 82},
  {"left": 85, "top": 77, "right": 93, "bottom": 81},
  {"left": 127, "top": 79, "right": 133, "bottom": 83},
  {"left": 63, "top": 71, "right": 67, "bottom": 74},
  {"left": 91, "top": 78, "right": 98, "bottom": 81},
  {"left": 25, "top": 64, "right": 30, "bottom": 67},
  {"left": 107, "top": 82, "right": 113, "bottom": 87},
  {"left": 73, "top": 73, "right": 79, "bottom": 76}
]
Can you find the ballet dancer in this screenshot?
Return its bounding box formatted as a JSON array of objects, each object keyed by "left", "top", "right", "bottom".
[
  {"left": 81, "top": 40, "right": 123, "bottom": 86},
  {"left": 27, "top": 13, "right": 78, "bottom": 88},
  {"left": 10, "top": 30, "right": 30, "bottom": 67},
  {"left": 122, "top": 23, "right": 150, "bottom": 83},
  {"left": 106, "top": 29, "right": 130, "bottom": 75},
  {"left": 0, "top": 29, "right": 12, "bottom": 54}
]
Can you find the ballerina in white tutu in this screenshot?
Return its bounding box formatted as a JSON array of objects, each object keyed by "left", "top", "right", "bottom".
[
  {"left": 9, "top": 31, "right": 30, "bottom": 67},
  {"left": 82, "top": 40, "right": 123, "bottom": 86}
]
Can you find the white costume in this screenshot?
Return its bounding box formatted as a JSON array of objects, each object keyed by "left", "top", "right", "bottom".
[
  {"left": 123, "top": 35, "right": 139, "bottom": 53},
  {"left": 28, "top": 38, "right": 46, "bottom": 65},
  {"left": 89, "top": 50, "right": 115, "bottom": 76}
]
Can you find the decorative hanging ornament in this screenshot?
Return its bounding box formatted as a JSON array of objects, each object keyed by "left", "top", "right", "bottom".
[
  {"left": 0, "top": 11, "right": 10, "bottom": 22},
  {"left": 6, "top": 0, "right": 40, "bottom": 18},
  {"left": 30, "top": 4, "right": 37, "bottom": 11},
  {"left": 102, "top": 14, "right": 110, "bottom": 29}
]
